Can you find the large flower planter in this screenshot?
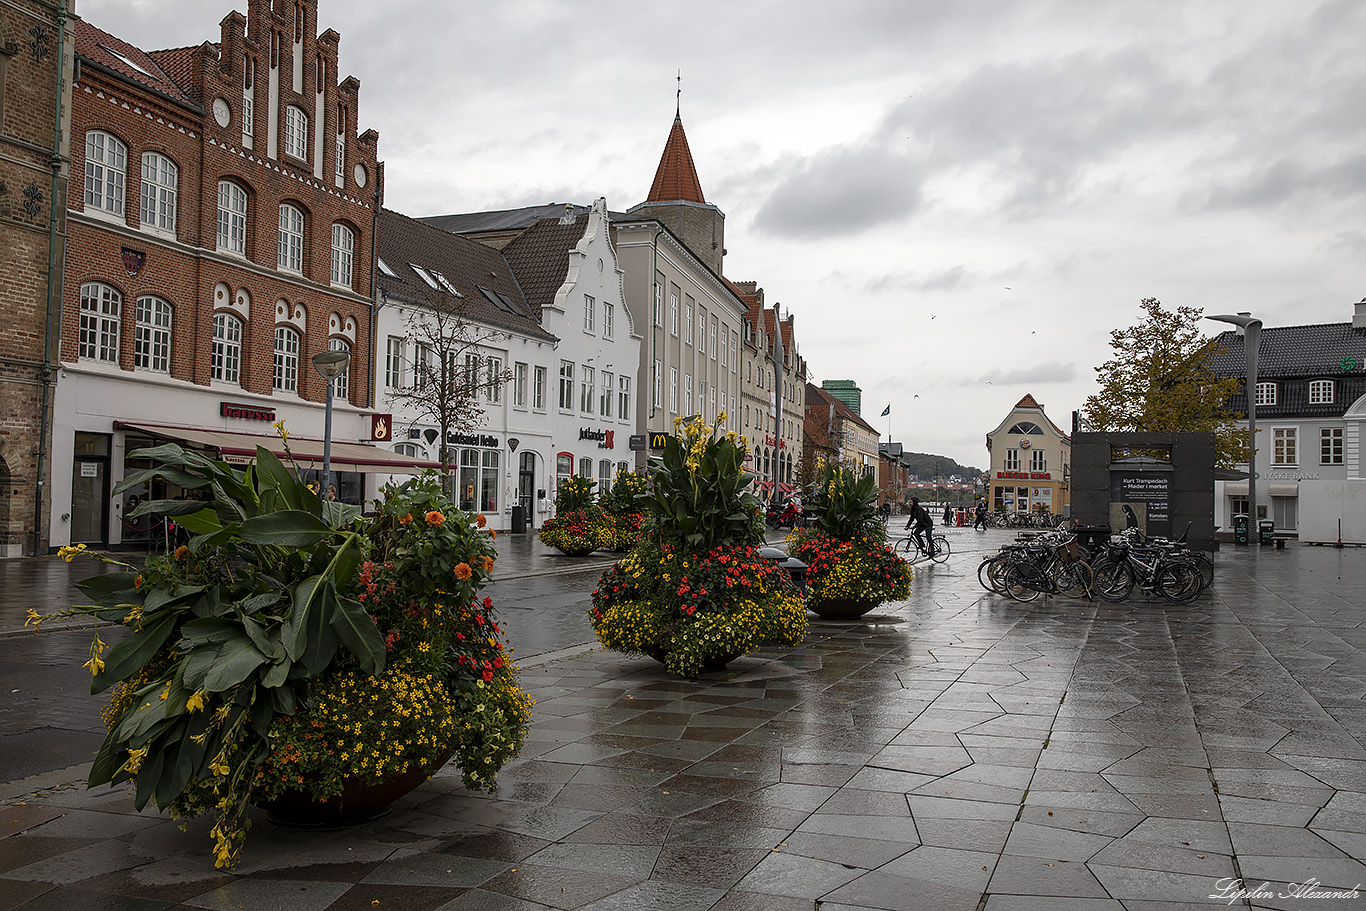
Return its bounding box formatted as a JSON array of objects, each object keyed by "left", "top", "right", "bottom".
[
  {"left": 257, "top": 749, "right": 453, "bottom": 828},
  {"left": 807, "top": 597, "right": 881, "bottom": 620}
]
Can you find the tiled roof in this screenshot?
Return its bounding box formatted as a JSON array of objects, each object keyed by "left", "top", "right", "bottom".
[
  {"left": 377, "top": 208, "right": 555, "bottom": 342},
  {"left": 500, "top": 215, "right": 589, "bottom": 320},
  {"left": 421, "top": 204, "right": 590, "bottom": 235},
  {"left": 806, "top": 382, "right": 877, "bottom": 436},
  {"left": 1209, "top": 323, "right": 1366, "bottom": 378},
  {"left": 1015, "top": 394, "right": 1040, "bottom": 408},
  {"left": 147, "top": 45, "right": 203, "bottom": 96},
  {"left": 646, "top": 116, "right": 706, "bottom": 204},
  {"left": 76, "top": 20, "right": 201, "bottom": 111}
]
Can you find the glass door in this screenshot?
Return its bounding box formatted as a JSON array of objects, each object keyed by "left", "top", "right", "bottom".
[{"left": 71, "top": 432, "right": 111, "bottom": 545}]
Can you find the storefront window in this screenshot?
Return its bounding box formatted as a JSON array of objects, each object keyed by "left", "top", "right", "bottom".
[
  {"left": 480, "top": 451, "right": 499, "bottom": 512},
  {"left": 459, "top": 449, "right": 479, "bottom": 511}
]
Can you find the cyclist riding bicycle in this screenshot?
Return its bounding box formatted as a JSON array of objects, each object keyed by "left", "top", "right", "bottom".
[{"left": 905, "top": 497, "right": 935, "bottom": 557}]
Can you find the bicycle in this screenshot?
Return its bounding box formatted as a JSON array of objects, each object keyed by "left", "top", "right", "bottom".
[
  {"left": 978, "top": 530, "right": 1093, "bottom": 601},
  {"left": 895, "top": 531, "right": 950, "bottom": 564}
]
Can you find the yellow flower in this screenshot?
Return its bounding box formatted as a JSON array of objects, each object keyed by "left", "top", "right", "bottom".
[
  {"left": 186, "top": 691, "right": 206, "bottom": 713},
  {"left": 58, "top": 543, "right": 87, "bottom": 563},
  {"left": 272, "top": 419, "right": 289, "bottom": 441},
  {"left": 83, "top": 633, "right": 107, "bottom": 676},
  {"left": 24, "top": 608, "right": 42, "bottom": 630},
  {"left": 209, "top": 754, "right": 231, "bottom": 777},
  {"left": 124, "top": 746, "right": 149, "bottom": 774}
]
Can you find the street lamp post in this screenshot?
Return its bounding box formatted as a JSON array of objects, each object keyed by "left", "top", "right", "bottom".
[
  {"left": 1206, "top": 313, "right": 1262, "bottom": 528},
  {"left": 312, "top": 349, "right": 352, "bottom": 498}
]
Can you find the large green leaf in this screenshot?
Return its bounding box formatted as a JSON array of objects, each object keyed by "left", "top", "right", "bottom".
[
  {"left": 178, "top": 617, "right": 241, "bottom": 646},
  {"left": 253, "top": 447, "right": 305, "bottom": 511},
  {"left": 154, "top": 713, "right": 211, "bottom": 809},
  {"left": 284, "top": 575, "right": 324, "bottom": 661},
  {"left": 240, "top": 510, "right": 335, "bottom": 547},
  {"left": 238, "top": 614, "right": 284, "bottom": 661},
  {"left": 129, "top": 497, "right": 213, "bottom": 519},
  {"left": 88, "top": 731, "right": 123, "bottom": 787},
  {"left": 202, "top": 634, "right": 268, "bottom": 693},
  {"left": 92, "top": 613, "right": 177, "bottom": 694},
  {"left": 261, "top": 659, "right": 292, "bottom": 689},
  {"left": 74, "top": 572, "right": 143, "bottom": 608},
  {"left": 331, "top": 594, "right": 385, "bottom": 677},
  {"left": 299, "top": 585, "right": 340, "bottom": 675},
  {"left": 124, "top": 443, "right": 214, "bottom": 470},
  {"left": 133, "top": 736, "right": 167, "bottom": 811},
  {"left": 173, "top": 508, "right": 222, "bottom": 534},
  {"left": 142, "top": 583, "right": 206, "bottom": 614}
]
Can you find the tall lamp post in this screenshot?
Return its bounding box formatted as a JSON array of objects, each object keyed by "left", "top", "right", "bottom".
[
  {"left": 312, "top": 349, "right": 351, "bottom": 498},
  {"left": 1206, "top": 313, "right": 1262, "bottom": 526}
]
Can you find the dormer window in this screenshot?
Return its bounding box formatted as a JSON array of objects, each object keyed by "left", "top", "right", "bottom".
[
  {"left": 1308, "top": 379, "right": 1334, "bottom": 405},
  {"left": 1254, "top": 382, "right": 1277, "bottom": 407}
]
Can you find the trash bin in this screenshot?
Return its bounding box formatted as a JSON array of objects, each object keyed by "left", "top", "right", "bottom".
[
  {"left": 1075, "top": 524, "right": 1111, "bottom": 555},
  {"left": 510, "top": 505, "right": 527, "bottom": 535},
  {"left": 1232, "top": 514, "right": 1249, "bottom": 545},
  {"left": 1258, "top": 518, "right": 1275, "bottom": 546}
]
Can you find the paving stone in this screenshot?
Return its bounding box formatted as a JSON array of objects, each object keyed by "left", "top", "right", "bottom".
[{"left": 732, "top": 849, "right": 864, "bottom": 899}]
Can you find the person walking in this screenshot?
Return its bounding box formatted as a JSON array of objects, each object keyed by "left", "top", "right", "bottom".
[
  {"left": 974, "top": 498, "right": 989, "bottom": 531},
  {"left": 943, "top": 503, "right": 954, "bottom": 527}
]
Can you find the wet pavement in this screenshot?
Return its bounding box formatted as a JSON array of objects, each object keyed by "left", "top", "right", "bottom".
[{"left": 0, "top": 529, "right": 1362, "bottom": 909}]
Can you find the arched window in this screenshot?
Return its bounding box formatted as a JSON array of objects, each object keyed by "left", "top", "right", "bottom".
[
  {"left": 284, "top": 104, "right": 308, "bottom": 160},
  {"left": 217, "top": 181, "right": 248, "bottom": 255},
  {"left": 327, "top": 337, "right": 350, "bottom": 401},
  {"left": 212, "top": 312, "right": 243, "bottom": 384},
  {"left": 1007, "top": 422, "right": 1044, "bottom": 436},
  {"left": 278, "top": 203, "right": 304, "bottom": 273},
  {"left": 140, "top": 152, "right": 177, "bottom": 234},
  {"left": 79, "top": 282, "right": 121, "bottom": 362},
  {"left": 274, "top": 325, "right": 300, "bottom": 392},
  {"left": 330, "top": 223, "right": 354, "bottom": 288},
  {"left": 84, "top": 131, "right": 126, "bottom": 216},
  {"left": 134, "top": 296, "right": 171, "bottom": 372}
]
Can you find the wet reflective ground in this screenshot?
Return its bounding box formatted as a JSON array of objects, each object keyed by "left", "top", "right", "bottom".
[{"left": 0, "top": 533, "right": 1362, "bottom": 909}]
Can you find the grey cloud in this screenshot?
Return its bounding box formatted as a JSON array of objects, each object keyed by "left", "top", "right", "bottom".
[
  {"left": 1199, "top": 156, "right": 1366, "bottom": 210},
  {"left": 863, "top": 266, "right": 973, "bottom": 293},
  {"left": 752, "top": 147, "right": 925, "bottom": 239},
  {"left": 956, "top": 362, "right": 1076, "bottom": 387}
]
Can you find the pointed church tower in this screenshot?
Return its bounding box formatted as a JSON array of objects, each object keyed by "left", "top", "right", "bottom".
[{"left": 629, "top": 113, "right": 726, "bottom": 274}]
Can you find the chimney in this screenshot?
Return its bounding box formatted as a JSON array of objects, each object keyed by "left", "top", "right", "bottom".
[
  {"left": 1354, "top": 298, "right": 1366, "bottom": 331},
  {"left": 1235, "top": 311, "right": 1252, "bottom": 336}
]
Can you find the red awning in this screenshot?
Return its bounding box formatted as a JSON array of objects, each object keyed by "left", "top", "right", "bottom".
[{"left": 115, "top": 422, "right": 442, "bottom": 474}]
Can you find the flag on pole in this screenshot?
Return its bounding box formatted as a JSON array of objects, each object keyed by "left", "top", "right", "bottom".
[{"left": 881, "top": 404, "right": 891, "bottom": 417}]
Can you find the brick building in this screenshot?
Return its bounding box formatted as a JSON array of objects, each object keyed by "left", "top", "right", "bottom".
[
  {"left": 0, "top": 0, "right": 74, "bottom": 555},
  {"left": 50, "top": 0, "right": 400, "bottom": 548}
]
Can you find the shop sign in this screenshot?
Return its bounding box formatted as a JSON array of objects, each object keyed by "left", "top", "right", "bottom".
[
  {"left": 370, "top": 414, "right": 392, "bottom": 442},
  {"left": 1019, "top": 438, "right": 1032, "bottom": 449},
  {"left": 447, "top": 431, "right": 499, "bottom": 447},
  {"left": 649, "top": 433, "right": 675, "bottom": 451},
  {"left": 579, "top": 427, "right": 615, "bottom": 449},
  {"left": 220, "top": 401, "right": 275, "bottom": 421},
  {"left": 996, "top": 471, "right": 1050, "bottom": 480},
  {"left": 629, "top": 434, "right": 647, "bottom": 451},
  {"left": 1258, "top": 471, "right": 1318, "bottom": 480},
  {"left": 764, "top": 436, "right": 786, "bottom": 449}
]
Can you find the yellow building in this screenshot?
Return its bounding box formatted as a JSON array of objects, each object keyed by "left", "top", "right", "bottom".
[{"left": 986, "top": 394, "right": 1071, "bottom": 517}]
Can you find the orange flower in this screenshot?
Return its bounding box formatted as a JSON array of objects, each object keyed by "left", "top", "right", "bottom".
[
  {"left": 481, "top": 556, "right": 494, "bottom": 573},
  {"left": 174, "top": 545, "right": 189, "bottom": 561},
  {"left": 398, "top": 513, "right": 413, "bottom": 525},
  {"left": 476, "top": 513, "right": 487, "bottom": 528},
  {"left": 134, "top": 574, "right": 144, "bottom": 589},
  {"left": 489, "top": 529, "right": 496, "bottom": 539},
  {"left": 425, "top": 511, "right": 444, "bottom": 527},
  {"left": 454, "top": 563, "right": 472, "bottom": 580}
]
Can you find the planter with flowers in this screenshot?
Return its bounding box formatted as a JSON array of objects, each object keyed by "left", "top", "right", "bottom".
[
  {"left": 537, "top": 476, "right": 613, "bottom": 556},
  {"left": 589, "top": 416, "right": 807, "bottom": 677},
  {"left": 599, "top": 468, "right": 647, "bottom": 552},
  {"left": 789, "top": 461, "right": 912, "bottom": 620},
  {"left": 33, "top": 441, "right": 530, "bottom": 869}
]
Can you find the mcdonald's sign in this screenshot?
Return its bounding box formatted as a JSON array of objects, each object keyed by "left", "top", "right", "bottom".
[{"left": 649, "top": 432, "right": 675, "bottom": 451}]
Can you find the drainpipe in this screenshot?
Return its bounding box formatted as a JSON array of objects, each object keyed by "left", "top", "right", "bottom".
[
  {"left": 367, "top": 177, "right": 382, "bottom": 411},
  {"left": 34, "top": 0, "right": 71, "bottom": 556}
]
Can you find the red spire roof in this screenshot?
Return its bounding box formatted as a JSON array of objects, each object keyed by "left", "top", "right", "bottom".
[
  {"left": 646, "top": 116, "right": 706, "bottom": 204},
  {"left": 1015, "top": 394, "right": 1041, "bottom": 408}
]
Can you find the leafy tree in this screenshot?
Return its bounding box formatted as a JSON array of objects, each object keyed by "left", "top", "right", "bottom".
[
  {"left": 384, "top": 297, "right": 513, "bottom": 483},
  {"left": 1083, "top": 298, "right": 1250, "bottom": 467}
]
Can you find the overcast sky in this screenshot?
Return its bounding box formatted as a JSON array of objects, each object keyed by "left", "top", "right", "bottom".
[{"left": 83, "top": 0, "right": 1365, "bottom": 470}]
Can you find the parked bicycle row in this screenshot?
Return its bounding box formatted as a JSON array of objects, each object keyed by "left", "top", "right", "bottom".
[{"left": 977, "top": 524, "right": 1213, "bottom": 604}]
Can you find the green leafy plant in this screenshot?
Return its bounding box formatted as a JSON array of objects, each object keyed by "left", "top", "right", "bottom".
[
  {"left": 641, "top": 416, "right": 764, "bottom": 551},
  {"left": 805, "top": 458, "right": 884, "bottom": 541},
  {"left": 600, "top": 468, "right": 647, "bottom": 551},
  {"left": 35, "top": 446, "right": 529, "bottom": 869}
]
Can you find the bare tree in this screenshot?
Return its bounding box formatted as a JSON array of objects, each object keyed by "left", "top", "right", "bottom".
[{"left": 385, "top": 294, "right": 513, "bottom": 484}]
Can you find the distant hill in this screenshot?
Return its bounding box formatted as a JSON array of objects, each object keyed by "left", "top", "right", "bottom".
[{"left": 898, "top": 451, "right": 983, "bottom": 481}]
